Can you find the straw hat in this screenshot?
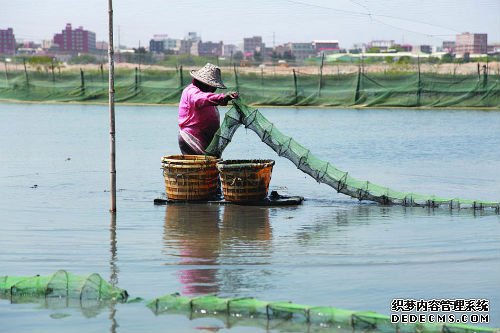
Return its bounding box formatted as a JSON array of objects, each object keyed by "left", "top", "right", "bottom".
[{"left": 190, "top": 63, "right": 227, "bottom": 89}]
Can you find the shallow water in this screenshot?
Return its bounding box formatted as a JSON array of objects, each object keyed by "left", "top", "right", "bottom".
[{"left": 0, "top": 103, "right": 499, "bottom": 332}]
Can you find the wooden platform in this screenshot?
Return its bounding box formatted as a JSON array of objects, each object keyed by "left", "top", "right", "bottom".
[{"left": 154, "top": 191, "right": 303, "bottom": 207}]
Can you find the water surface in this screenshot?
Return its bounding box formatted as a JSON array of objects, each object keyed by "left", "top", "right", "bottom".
[{"left": 0, "top": 103, "right": 499, "bottom": 332}]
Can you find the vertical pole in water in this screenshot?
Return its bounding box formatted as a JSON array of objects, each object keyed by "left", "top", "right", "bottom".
[
  {"left": 317, "top": 52, "right": 324, "bottom": 97},
  {"left": 108, "top": 0, "right": 117, "bottom": 213}
]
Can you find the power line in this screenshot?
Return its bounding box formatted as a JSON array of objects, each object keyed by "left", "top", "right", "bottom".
[{"left": 285, "top": 0, "right": 460, "bottom": 37}]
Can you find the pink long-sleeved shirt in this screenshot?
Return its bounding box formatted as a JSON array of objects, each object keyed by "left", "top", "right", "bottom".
[{"left": 178, "top": 83, "right": 227, "bottom": 148}]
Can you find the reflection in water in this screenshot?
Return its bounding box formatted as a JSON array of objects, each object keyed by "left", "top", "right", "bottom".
[
  {"left": 163, "top": 204, "right": 272, "bottom": 296},
  {"left": 109, "top": 213, "right": 118, "bottom": 333},
  {"left": 164, "top": 204, "right": 222, "bottom": 295}
]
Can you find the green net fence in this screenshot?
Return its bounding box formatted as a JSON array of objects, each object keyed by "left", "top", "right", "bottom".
[
  {"left": 206, "top": 100, "right": 500, "bottom": 212},
  {"left": 0, "top": 66, "right": 498, "bottom": 107},
  {"left": 148, "top": 293, "right": 497, "bottom": 333},
  {"left": 0, "top": 270, "right": 128, "bottom": 301}
]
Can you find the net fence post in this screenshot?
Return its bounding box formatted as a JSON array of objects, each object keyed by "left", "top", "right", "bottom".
[
  {"left": 80, "top": 68, "right": 85, "bottom": 93},
  {"left": 293, "top": 69, "right": 298, "bottom": 104},
  {"left": 233, "top": 64, "right": 239, "bottom": 92},
  {"left": 135, "top": 67, "right": 139, "bottom": 91},
  {"left": 3, "top": 61, "right": 9, "bottom": 87},
  {"left": 23, "top": 57, "right": 29, "bottom": 86},
  {"left": 317, "top": 52, "right": 324, "bottom": 97},
  {"left": 482, "top": 63, "right": 488, "bottom": 88},
  {"left": 51, "top": 58, "right": 55, "bottom": 83},
  {"left": 354, "top": 64, "right": 361, "bottom": 103},
  {"left": 416, "top": 56, "right": 421, "bottom": 106},
  {"left": 179, "top": 65, "right": 184, "bottom": 88}
]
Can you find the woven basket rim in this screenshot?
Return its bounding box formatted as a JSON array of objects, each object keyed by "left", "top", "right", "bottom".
[
  {"left": 162, "top": 154, "right": 221, "bottom": 165},
  {"left": 216, "top": 159, "right": 275, "bottom": 170}
]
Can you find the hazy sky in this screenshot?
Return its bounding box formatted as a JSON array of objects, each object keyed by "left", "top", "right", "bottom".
[{"left": 3, "top": 0, "right": 499, "bottom": 48}]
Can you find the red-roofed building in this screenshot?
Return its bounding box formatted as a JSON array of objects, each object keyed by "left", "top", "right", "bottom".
[{"left": 312, "top": 40, "right": 340, "bottom": 54}]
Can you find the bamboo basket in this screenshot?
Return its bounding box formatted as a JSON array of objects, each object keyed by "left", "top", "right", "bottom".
[
  {"left": 216, "top": 159, "right": 275, "bottom": 202},
  {"left": 161, "top": 155, "right": 221, "bottom": 201}
]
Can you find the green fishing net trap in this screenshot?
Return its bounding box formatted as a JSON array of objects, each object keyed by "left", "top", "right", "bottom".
[
  {"left": 148, "top": 293, "right": 497, "bottom": 333},
  {"left": 206, "top": 100, "right": 500, "bottom": 212},
  {"left": 0, "top": 270, "right": 128, "bottom": 301}
]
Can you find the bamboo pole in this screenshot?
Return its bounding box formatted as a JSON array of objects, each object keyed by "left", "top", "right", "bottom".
[{"left": 108, "top": 0, "right": 117, "bottom": 212}]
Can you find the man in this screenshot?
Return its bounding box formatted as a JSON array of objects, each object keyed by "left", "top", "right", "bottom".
[{"left": 178, "top": 63, "right": 238, "bottom": 155}]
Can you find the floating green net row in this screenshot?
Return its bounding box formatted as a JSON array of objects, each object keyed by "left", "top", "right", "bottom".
[
  {"left": 1, "top": 272, "right": 497, "bottom": 333},
  {"left": 206, "top": 100, "right": 500, "bottom": 212},
  {"left": 0, "top": 68, "right": 498, "bottom": 107},
  {"left": 0, "top": 270, "right": 128, "bottom": 301},
  {"left": 147, "top": 293, "right": 496, "bottom": 333}
]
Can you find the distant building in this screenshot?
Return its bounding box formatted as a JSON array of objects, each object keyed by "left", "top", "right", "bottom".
[
  {"left": 243, "top": 36, "right": 264, "bottom": 57},
  {"left": 368, "top": 40, "right": 394, "bottom": 50},
  {"left": 442, "top": 41, "right": 456, "bottom": 54},
  {"left": 149, "top": 34, "right": 179, "bottom": 53},
  {"left": 399, "top": 44, "right": 413, "bottom": 52},
  {"left": 197, "top": 41, "right": 223, "bottom": 57},
  {"left": 312, "top": 40, "right": 340, "bottom": 54},
  {"left": 96, "top": 41, "right": 108, "bottom": 51},
  {"left": 456, "top": 32, "right": 487, "bottom": 55},
  {"left": 53, "top": 23, "right": 96, "bottom": 54},
  {"left": 413, "top": 45, "right": 432, "bottom": 54},
  {"left": 223, "top": 44, "right": 237, "bottom": 57},
  {"left": 488, "top": 43, "right": 500, "bottom": 54},
  {"left": 186, "top": 32, "right": 201, "bottom": 42},
  {"left": 286, "top": 42, "right": 315, "bottom": 60},
  {"left": 42, "top": 39, "right": 55, "bottom": 50},
  {"left": 0, "top": 28, "right": 16, "bottom": 55},
  {"left": 178, "top": 40, "right": 193, "bottom": 55}
]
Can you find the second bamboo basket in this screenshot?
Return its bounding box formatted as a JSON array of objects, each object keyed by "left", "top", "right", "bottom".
[{"left": 216, "top": 159, "right": 275, "bottom": 202}]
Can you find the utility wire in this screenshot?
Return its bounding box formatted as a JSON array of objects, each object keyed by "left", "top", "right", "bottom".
[{"left": 285, "top": 0, "right": 460, "bottom": 36}]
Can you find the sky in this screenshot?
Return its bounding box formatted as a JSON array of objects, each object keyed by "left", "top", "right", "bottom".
[{"left": 2, "top": 0, "right": 500, "bottom": 49}]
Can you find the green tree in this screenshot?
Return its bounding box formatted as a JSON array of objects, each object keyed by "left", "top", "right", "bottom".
[
  {"left": 397, "top": 56, "right": 411, "bottom": 65},
  {"left": 68, "top": 54, "right": 98, "bottom": 64},
  {"left": 440, "top": 53, "right": 454, "bottom": 63}
]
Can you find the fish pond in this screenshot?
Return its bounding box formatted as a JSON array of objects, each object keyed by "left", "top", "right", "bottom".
[{"left": 0, "top": 102, "right": 499, "bottom": 333}]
